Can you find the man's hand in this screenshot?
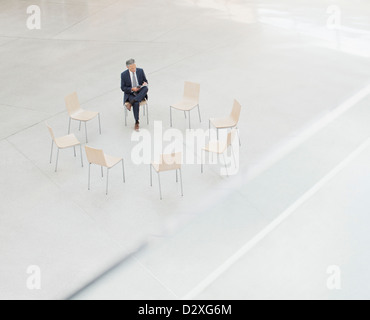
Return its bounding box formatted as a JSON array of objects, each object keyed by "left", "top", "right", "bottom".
[
  {"left": 132, "top": 87, "right": 139, "bottom": 92},
  {"left": 142, "top": 82, "right": 148, "bottom": 86}
]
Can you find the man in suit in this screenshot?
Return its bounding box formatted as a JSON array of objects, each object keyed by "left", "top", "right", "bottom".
[{"left": 121, "top": 59, "right": 149, "bottom": 131}]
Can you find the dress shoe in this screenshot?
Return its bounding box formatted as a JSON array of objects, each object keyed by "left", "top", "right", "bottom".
[{"left": 135, "top": 122, "right": 140, "bottom": 131}]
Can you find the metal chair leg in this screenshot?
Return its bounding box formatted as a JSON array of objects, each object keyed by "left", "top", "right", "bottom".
[
  {"left": 50, "top": 141, "right": 54, "bottom": 164},
  {"left": 79, "top": 121, "right": 82, "bottom": 131},
  {"left": 236, "top": 126, "right": 241, "bottom": 146},
  {"left": 55, "top": 148, "right": 60, "bottom": 172},
  {"left": 98, "top": 113, "right": 102, "bottom": 134},
  {"left": 231, "top": 145, "right": 237, "bottom": 168},
  {"left": 201, "top": 149, "right": 204, "bottom": 173},
  {"left": 146, "top": 104, "right": 149, "bottom": 125},
  {"left": 68, "top": 118, "right": 72, "bottom": 134},
  {"left": 179, "top": 168, "right": 184, "bottom": 196},
  {"left": 74, "top": 146, "right": 76, "bottom": 157},
  {"left": 125, "top": 106, "right": 128, "bottom": 127},
  {"left": 184, "top": 111, "right": 187, "bottom": 118},
  {"left": 122, "top": 159, "right": 126, "bottom": 183},
  {"left": 150, "top": 165, "right": 153, "bottom": 186},
  {"left": 188, "top": 111, "right": 191, "bottom": 129},
  {"left": 170, "top": 107, "right": 173, "bottom": 127},
  {"left": 197, "top": 104, "right": 202, "bottom": 123},
  {"left": 158, "top": 172, "right": 162, "bottom": 200},
  {"left": 106, "top": 168, "right": 110, "bottom": 195},
  {"left": 101, "top": 166, "right": 104, "bottom": 177},
  {"left": 84, "top": 122, "right": 88, "bottom": 143},
  {"left": 80, "top": 144, "right": 83, "bottom": 167},
  {"left": 88, "top": 163, "right": 91, "bottom": 190},
  {"left": 176, "top": 169, "right": 178, "bottom": 183},
  {"left": 223, "top": 153, "right": 229, "bottom": 177}
]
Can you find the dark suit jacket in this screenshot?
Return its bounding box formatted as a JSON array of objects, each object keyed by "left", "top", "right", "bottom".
[{"left": 121, "top": 68, "right": 148, "bottom": 104}]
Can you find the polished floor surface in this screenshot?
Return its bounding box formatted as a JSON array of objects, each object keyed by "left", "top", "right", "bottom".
[{"left": 1, "top": 0, "right": 370, "bottom": 300}]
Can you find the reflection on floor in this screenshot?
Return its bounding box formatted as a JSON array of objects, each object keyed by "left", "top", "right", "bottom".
[{"left": 0, "top": 0, "right": 370, "bottom": 299}]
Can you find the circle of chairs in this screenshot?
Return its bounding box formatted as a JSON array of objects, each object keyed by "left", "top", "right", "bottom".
[{"left": 46, "top": 83, "right": 242, "bottom": 199}]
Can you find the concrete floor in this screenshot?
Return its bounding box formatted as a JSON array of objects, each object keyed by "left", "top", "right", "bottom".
[{"left": 1, "top": 0, "right": 370, "bottom": 300}]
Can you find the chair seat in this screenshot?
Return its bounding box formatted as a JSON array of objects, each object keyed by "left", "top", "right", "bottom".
[
  {"left": 105, "top": 154, "right": 122, "bottom": 168},
  {"left": 171, "top": 99, "right": 198, "bottom": 111},
  {"left": 210, "top": 117, "right": 236, "bottom": 129},
  {"left": 125, "top": 100, "right": 147, "bottom": 107},
  {"left": 151, "top": 163, "right": 161, "bottom": 172},
  {"left": 203, "top": 141, "right": 227, "bottom": 154},
  {"left": 55, "top": 134, "right": 80, "bottom": 149},
  {"left": 71, "top": 109, "right": 99, "bottom": 121},
  {"left": 151, "top": 162, "right": 182, "bottom": 173},
  {"left": 152, "top": 154, "right": 182, "bottom": 172}
]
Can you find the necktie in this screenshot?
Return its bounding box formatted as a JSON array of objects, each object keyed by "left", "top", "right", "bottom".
[{"left": 132, "top": 72, "right": 138, "bottom": 87}]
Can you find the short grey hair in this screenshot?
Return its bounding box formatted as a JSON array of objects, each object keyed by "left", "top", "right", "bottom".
[{"left": 126, "top": 59, "right": 135, "bottom": 66}]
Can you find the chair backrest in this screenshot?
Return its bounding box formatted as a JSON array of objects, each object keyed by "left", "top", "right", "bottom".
[
  {"left": 227, "top": 129, "right": 237, "bottom": 147},
  {"left": 85, "top": 146, "right": 107, "bottom": 167},
  {"left": 183, "top": 82, "right": 200, "bottom": 102},
  {"left": 230, "top": 99, "right": 241, "bottom": 124},
  {"left": 46, "top": 123, "right": 56, "bottom": 142},
  {"left": 158, "top": 152, "right": 182, "bottom": 172},
  {"left": 65, "top": 92, "right": 82, "bottom": 116}
]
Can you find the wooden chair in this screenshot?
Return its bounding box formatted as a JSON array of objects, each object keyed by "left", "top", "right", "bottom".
[
  {"left": 124, "top": 99, "right": 149, "bottom": 126},
  {"left": 85, "top": 146, "right": 125, "bottom": 195},
  {"left": 65, "top": 92, "right": 101, "bottom": 143},
  {"left": 170, "top": 82, "right": 201, "bottom": 129},
  {"left": 150, "top": 152, "right": 183, "bottom": 200},
  {"left": 46, "top": 123, "right": 83, "bottom": 172},
  {"left": 209, "top": 99, "right": 241, "bottom": 145},
  {"left": 201, "top": 129, "right": 237, "bottom": 176}
]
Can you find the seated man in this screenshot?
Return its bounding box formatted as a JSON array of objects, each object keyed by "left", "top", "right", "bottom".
[{"left": 121, "top": 58, "right": 149, "bottom": 131}]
